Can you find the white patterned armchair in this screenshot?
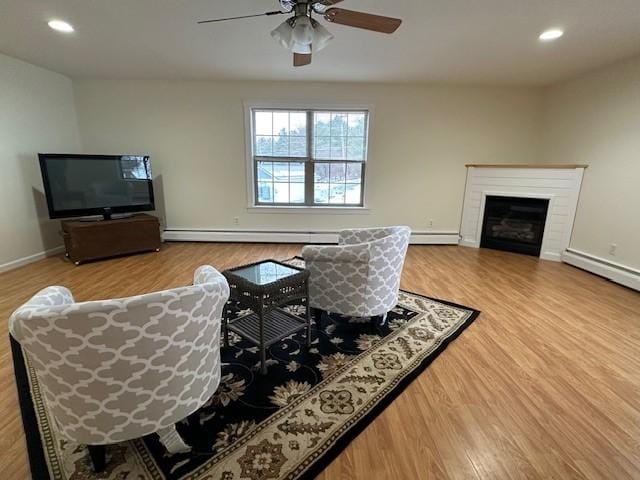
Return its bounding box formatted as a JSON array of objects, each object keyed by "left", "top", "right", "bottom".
[
  {"left": 302, "top": 226, "right": 411, "bottom": 319},
  {"left": 9, "top": 265, "right": 229, "bottom": 472}
]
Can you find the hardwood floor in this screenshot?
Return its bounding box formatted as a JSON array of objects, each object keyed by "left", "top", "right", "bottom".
[{"left": 0, "top": 243, "right": 639, "bottom": 479}]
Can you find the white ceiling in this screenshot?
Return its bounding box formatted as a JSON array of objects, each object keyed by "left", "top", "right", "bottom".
[{"left": 1, "top": 0, "right": 639, "bottom": 86}]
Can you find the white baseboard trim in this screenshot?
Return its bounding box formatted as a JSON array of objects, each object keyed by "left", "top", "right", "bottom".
[
  {"left": 540, "top": 251, "right": 562, "bottom": 262},
  {"left": 0, "top": 245, "right": 65, "bottom": 274},
  {"left": 459, "top": 239, "right": 479, "bottom": 248},
  {"left": 411, "top": 232, "right": 460, "bottom": 245},
  {"left": 162, "top": 229, "right": 460, "bottom": 245},
  {"left": 562, "top": 248, "right": 640, "bottom": 291}
]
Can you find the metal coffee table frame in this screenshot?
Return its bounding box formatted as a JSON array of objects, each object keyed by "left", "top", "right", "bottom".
[{"left": 222, "top": 259, "right": 311, "bottom": 374}]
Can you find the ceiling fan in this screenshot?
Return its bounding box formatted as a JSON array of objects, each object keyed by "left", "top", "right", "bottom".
[{"left": 198, "top": 0, "right": 402, "bottom": 67}]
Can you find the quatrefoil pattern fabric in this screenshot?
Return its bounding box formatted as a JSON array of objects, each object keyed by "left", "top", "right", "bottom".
[
  {"left": 9, "top": 265, "right": 229, "bottom": 445},
  {"left": 302, "top": 226, "right": 411, "bottom": 317}
]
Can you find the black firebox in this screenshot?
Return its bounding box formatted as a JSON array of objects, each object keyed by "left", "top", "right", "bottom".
[{"left": 480, "top": 196, "right": 550, "bottom": 257}]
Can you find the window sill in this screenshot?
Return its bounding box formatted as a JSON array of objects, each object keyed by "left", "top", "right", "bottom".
[{"left": 246, "top": 206, "right": 371, "bottom": 215}]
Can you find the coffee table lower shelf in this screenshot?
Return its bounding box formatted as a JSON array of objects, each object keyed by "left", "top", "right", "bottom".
[{"left": 226, "top": 308, "right": 311, "bottom": 373}]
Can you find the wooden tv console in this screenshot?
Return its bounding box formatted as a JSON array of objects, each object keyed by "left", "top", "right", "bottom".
[{"left": 61, "top": 214, "right": 161, "bottom": 265}]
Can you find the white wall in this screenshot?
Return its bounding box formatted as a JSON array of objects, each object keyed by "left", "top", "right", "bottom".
[
  {"left": 73, "top": 80, "right": 543, "bottom": 234},
  {"left": 3, "top": 50, "right": 638, "bottom": 280},
  {"left": 0, "top": 53, "right": 81, "bottom": 269},
  {"left": 542, "top": 55, "right": 640, "bottom": 270}
]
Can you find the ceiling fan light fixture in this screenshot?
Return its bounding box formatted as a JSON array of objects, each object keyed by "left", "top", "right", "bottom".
[
  {"left": 271, "top": 19, "right": 294, "bottom": 48},
  {"left": 311, "top": 21, "right": 333, "bottom": 51},
  {"left": 291, "top": 16, "right": 313, "bottom": 45},
  {"left": 291, "top": 42, "right": 313, "bottom": 54},
  {"left": 272, "top": 15, "right": 328, "bottom": 55}
]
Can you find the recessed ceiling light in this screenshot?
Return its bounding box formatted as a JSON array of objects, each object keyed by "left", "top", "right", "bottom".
[
  {"left": 539, "top": 29, "right": 564, "bottom": 42},
  {"left": 48, "top": 20, "right": 74, "bottom": 33}
]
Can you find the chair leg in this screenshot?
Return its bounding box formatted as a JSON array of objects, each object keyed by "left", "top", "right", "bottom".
[
  {"left": 368, "top": 313, "right": 388, "bottom": 330},
  {"left": 310, "top": 307, "right": 323, "bottom": 326},
  {"left": 87, "top": 445, "right": 106, "bottom": 473},
  {"left": 157, "top": 424, "right": 191, "bottom": 454},
  {"left": 222, "top": 303, "right": 230, "bottom": 347}
]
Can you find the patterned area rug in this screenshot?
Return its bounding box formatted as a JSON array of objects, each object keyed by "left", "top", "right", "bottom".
[{"left": 12, "top": 262, "right": 479, "bottom": 480}]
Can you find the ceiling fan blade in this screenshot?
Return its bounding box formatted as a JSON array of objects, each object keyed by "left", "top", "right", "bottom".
[
  {"left": 198, "top": 10, "right": 283, "bottom": 24},
  {"left": 324, "top": 8, "right": 402, "bottom": 34},
  {"left": 294, "top": 52, "right": 312, "bottom": 67}
]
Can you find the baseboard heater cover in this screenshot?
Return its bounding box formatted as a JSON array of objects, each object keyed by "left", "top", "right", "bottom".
[
  {"left": 562, "top": 248, "right": 640, "bottom": 292},
  {"left": 162, "top": 229, "right": 460, "bottom": 245}
]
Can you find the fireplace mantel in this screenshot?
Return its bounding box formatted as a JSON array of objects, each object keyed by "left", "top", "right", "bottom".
[{"left": 460, "top": 165, "right": 586, "bottom": 261}]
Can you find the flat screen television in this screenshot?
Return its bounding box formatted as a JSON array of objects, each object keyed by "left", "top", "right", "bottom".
[{"left": 39, "top": 154, "right": 155, "bottom": 220}]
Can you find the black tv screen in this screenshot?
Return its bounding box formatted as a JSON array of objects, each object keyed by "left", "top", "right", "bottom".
[{"left": 39, "top": 154, "right": 155, "bottom": 219}]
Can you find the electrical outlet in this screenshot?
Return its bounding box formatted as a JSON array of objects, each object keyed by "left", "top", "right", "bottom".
[
  {"left": 428, "top": 219, "right": 434, "bottom": 228},
  {"left": 233, "top": 217, "right": 240, "bottom": 225},
  {"left": 609, "top": 243, "right": 617, "bottom": 256}
]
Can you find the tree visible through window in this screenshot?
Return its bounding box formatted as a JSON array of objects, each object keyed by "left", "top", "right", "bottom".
[{"left": 251, "top": 108, "right": 368, "bottom": 207}]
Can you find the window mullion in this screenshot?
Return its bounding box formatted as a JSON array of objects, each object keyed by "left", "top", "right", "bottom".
[
  {"left": 305, "top": 110, "right": 314, "bottom": 206},
  {"left": 359, "top": 161, "right": 366, "bottom": 206},
  {"left": 253, "top": 109, "right": 259, "bottom": 205}
]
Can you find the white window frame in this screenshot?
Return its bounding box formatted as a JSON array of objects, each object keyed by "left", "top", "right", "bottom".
[{"left": 243, "top": 101, "right": 373, "bottom": 213}]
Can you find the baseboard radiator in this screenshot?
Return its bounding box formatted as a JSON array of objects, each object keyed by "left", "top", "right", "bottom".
[
  {"left": 162, "top": 229, "right": 461, "bottom": 245},
  {"left": 562, "top": 248, "right": 640, "bottom": 292}
]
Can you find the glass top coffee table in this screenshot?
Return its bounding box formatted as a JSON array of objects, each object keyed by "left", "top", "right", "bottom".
[{"left": 222, "top": 259, "right": 311, "bottom": 374}]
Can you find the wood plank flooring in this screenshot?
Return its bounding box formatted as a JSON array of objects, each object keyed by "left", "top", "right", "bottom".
[{"left": 0, "top": 243, "right": 638, "bottom": 479}]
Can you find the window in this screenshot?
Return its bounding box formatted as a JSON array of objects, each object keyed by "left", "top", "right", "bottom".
[
  {"left": 119, "top": 156, "right": 152, "bottom": 180},
  {"left": 250, "top": 108, "right": 369, "bottom": 207}
]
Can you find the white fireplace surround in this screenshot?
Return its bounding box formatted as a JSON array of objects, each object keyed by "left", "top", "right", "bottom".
[{"left": 459, "top": 165, "right": 587, "bottom": 262}]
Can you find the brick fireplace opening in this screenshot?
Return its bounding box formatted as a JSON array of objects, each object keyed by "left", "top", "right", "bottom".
[{"left": 480, "top": 196, "right": 550, "bottom": 257}]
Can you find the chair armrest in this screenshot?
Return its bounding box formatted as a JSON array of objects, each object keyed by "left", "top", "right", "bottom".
[
  {"left": 9, "top": 286, "right": 75, "bottom": 341},
  {"left": 194, "top": 265, "right": 230, "bottom": 302},
  {"left": 20, "top": 286, "right": 75, "bottom": 308},
  {"left": 194, "top": 265, "right": 227, "bottom": 286},
  {"left": 302, "top": 243, "right": 370, "bottom": 263}
]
